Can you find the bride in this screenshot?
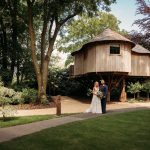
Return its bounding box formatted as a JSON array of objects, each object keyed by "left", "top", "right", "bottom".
[{"left": 86, "top": 81, "right": 102, "bottom": 114}]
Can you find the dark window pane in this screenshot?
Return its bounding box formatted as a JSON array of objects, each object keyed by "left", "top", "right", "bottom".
[{"left": 110, "top": 45, "right": 120, "bottom": 54}]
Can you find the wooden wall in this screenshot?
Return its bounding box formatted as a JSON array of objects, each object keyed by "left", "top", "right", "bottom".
[
  {"left": 83, "top": 46, "right": 96, "bottom": 73},
  {"left": 74, "top": 43, "right": 132, "bottom": 75},
  {"left": 74, "top": 52, "right": 84, "bottom": 75},
  {"left": 129, "top": 53, "right": 150, "bottom": 76},
  {"left": 95, "top": 43, "right": 131, "bottom": 72}
]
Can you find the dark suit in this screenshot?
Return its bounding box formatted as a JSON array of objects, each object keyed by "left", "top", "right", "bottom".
[{"left": 100, "top": 84, "right": 108, "bottom": 113}]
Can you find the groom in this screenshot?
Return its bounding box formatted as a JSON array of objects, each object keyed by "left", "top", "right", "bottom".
[{"left": 100, "top": 80, "right": 108, "bottom": 114}]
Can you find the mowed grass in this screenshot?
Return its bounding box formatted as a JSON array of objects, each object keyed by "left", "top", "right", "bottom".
[
  {"left": 0, "top": 115, "right": 58, "bottom": 128},
  {"left": 0, "top": 109, "right": 150, "bottom": 150}
]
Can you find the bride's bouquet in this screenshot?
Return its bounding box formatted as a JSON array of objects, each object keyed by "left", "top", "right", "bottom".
[
  {"left": 87, "top": 89, "right": 103, "bottom": 99},
  {"left": 96, "top": 90, "right": 103, "bottom": 99}
]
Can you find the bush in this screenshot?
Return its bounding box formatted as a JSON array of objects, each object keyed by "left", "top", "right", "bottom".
[
  {"left": 0, "top": 83, "right": 17, "bottom": 121},
  {"left": 10, "top": 83, "right": 28, "bottom": 92},
  {"left": 0, "top": 86, "right": 16, "bottom": 98},
  {"left": 127, "top": 82, "right": 143, "bottom": 99},
  {"left": 0, "top": 83, "right": 23, "bottom": 105},
  {"left": 0, "top": 104, "right": 17, "bottom": 121},
  {"left": 142, "top": 80, "right": 150, "bottom": 101},
  {"left": 11, "top": 92, "right": 24, "bottom": 105},
  {"left": 22, "top": 88, "right": 37, "bottom": 104},
  {"left": 48, "top": 68, "right": 84, "bottom": 96}
]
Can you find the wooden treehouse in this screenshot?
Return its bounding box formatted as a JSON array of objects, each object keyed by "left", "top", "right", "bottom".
[{"left": 70, "top": 29, "right": 150, "bottom": 102}]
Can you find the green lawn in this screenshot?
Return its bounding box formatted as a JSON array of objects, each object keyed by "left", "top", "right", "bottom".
[
  {"left": 0, "top": 115, "right": 59, "bottom": 128},
  {"left": 0, "top": 110, "right": 150, "bottom": 150}
]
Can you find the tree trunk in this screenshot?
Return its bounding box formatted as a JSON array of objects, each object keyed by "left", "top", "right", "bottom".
[
  {"left": 147, "top": 92, "right": 149, "bottom": 101},
  {"left": 37, "top": 61, "right": 49, "bottom": 102},
  {"left": 9, "top": 0, "right": 18, "bottom": 84},
  {"left": 27, "top": 1, "right": 44, "bottom": 103},
  {"left": 27, "top": 0, "right": 60, "bottom": 103},
  {"left": 0, "top": 17, "right": 9, "bottom": 86},
  {"left": 137, "top": 92, "right": 140, "bottom": 99},
  {"left": 120, "top": 78, "right": 127, "bottom": 102},
  {"left": 134, "top": 93, "right": 135, "bottom": 100},
  {"left": 0, "top": 18, "right": 8, "bottom": 70}
]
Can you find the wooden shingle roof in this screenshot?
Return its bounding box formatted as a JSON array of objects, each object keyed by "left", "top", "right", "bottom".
[{"left": 132, "top": 44, "right": 150, "bottom": 54}]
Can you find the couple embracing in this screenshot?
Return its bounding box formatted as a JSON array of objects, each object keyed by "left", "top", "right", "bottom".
[{"left": 86, "top": 80, "right": 108, "bottom": 114}]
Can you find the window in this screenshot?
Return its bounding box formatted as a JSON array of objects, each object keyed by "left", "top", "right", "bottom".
[{"left": 110, "top": 44, "right": 120, "bottom": 54}]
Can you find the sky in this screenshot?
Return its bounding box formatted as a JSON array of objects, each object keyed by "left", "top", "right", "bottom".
[
  {"left": 110, "top": 0, "right": 142, "bottom": 31},
  {"left": 54, "top": 0, "right": 145, "bottom": 67}
]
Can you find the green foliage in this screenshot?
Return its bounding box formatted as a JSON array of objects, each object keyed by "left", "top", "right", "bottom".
[
  {"left": 12, "top": 92, "right": 24, "bottom": 105},
  {"left": 0, "top": 80, "right": 38, "bottom": 105},
  {"left": 127, "top": 82, "right": 143, "bottom": 99},
  {"left": 48, "top": 68, "right": 82, "bottom": 96},
  {"left": 0, "top": 105, "right": 17, "bottom": 121},
  {"left": 0, "top": 87, "right": 16, "bottom": 98},
  {"left": 0, "top": 82, "right": 17, "bottom": 121},
  {"left": 142, "top": 80, "right": 150, "bottom": 100},
  {"left": 142, "top": 80, "right": 150, "bottom": 93},
  {"left": 0, "top": 0, "right": 31, "bottom": 85},
  {"left": 57, "top": 12, "right": 127, "bottom": 66},
  {"left": 57, "top": 12, "right": 121, "bottom": 53},
  {"left": 21, "top": 88, "right": 37, "bottom": 104},
  {"left": 110, "top": 88, "right": 120, "bottom": 100}
]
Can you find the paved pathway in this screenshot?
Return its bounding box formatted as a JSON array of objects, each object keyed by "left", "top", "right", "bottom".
[
  {"left": 0, "top": 96, "right": 150, "bottom": 143},
  {"left": 0, "top": 113, "right": 100, "bottom": 143},
  {"left": 0, "top": 107, "right": 149, "bottom": 143}
]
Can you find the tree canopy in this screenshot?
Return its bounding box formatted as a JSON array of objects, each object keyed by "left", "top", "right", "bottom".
[
  {"left": 134, "top": 0, "right": 150, "bottom": 32},
  {"left": 56, "top": 12, "right": 126, "bottom": 66},
  {"left": 26, "top": 0, "right": 116, "bottom": 102}
]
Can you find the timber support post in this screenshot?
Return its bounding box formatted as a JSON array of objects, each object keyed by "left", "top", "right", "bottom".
[
  {"left": 56, "top": 95, "right": 61, "bottom": 116},
  {"left": 106, "top": 90, "right": 111, "bottom": 102},
  {"left": 120, "top": 78, "right": 127, "bottom": 102}
]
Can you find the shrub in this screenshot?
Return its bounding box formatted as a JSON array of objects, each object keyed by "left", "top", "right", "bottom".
[
  {"left": 21, "top": 88, "right": 37, "bottom": 104},
  {"left": 0, "top": 104, "right": 17, "bottom": 121},
  {"left": 0, "top": 87, "right": 17, "bottom": 121},
  {"left": 142, "top": 80, "right": 150, "bottom": 101},
  {"left": 0, "top": 86, "right": 16, "bottom": 98},
  {"left": 11, "top": 92, "right": 24, "bottom": 105},
  {"left": 127, "top": 82, "right": 143, "bottom": 99}
]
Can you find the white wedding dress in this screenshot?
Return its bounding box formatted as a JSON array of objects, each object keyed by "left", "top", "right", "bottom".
[{"left": 86, "top": 87, "right": 102, "bottom": 114}]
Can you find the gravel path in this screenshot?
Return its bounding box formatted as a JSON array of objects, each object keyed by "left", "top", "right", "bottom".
[{"left": 15, "top": 96, "right": 150, "bottom": 116}]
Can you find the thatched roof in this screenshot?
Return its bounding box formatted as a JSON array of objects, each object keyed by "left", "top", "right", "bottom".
[
  {"left": 90, "top": 28, "right": 133, "bottom": 43},
  {"left": 72, "top": 28, "right": 135, "bottom": 55},
  {"left": 132, "top": 44, "right": 150, "bottom": 54}
]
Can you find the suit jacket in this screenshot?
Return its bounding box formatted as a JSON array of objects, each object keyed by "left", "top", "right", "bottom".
[{"left": 100, "top": 84, "right": 108, "bottom": 98}]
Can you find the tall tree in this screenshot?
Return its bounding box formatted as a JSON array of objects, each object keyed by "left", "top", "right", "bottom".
[
  {"left": 129, "top": 31, "right": 150, "bottom": 51},
  {"left": 0, "top": 0, "right": 30, "bottom": 85},
  {"left": 26, "top": 0, "right": 116, "bottom": 102},
  {"left": 56, "top": 12, "right": 124, "bottom": 66},
  {"left": 134, "top": 0, "right": 150, "bottom": 32},
  {"left": 130, "top": 0, "right": 150, "bottom": 53}
]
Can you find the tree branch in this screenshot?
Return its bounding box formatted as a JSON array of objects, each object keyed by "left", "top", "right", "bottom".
[
  {"left": 48, "top": 17, "right": 54, "bottom": 41},
  {"left": 27, "top": 0, "right": 40, "bottom": 75},
  {"left": 59, "top": 12, "right": 78, "bottom": 26},
  {"left": 41, "top": 0, "right": 48, "bottom": 67}
]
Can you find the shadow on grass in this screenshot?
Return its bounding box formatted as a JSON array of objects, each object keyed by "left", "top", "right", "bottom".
[{"left": 0, "top": 117, "right": 20, "bottom": 122}]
